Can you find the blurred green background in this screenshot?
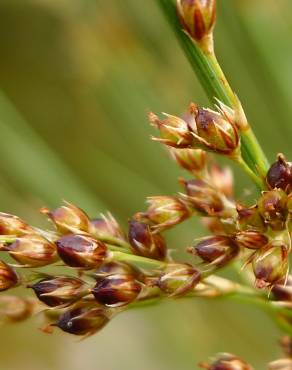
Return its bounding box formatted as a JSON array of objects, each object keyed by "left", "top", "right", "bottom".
[{"left": 0, "top": 0, "right": 291, "bottom": 369}]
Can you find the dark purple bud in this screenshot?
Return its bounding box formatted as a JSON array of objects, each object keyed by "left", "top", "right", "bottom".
[
  {"left": 272, "top": 276, "right": 292, "bottom": 302},
  {"left": 189, "top": 236, "right": 239, "bottom": 267},
  {"left": 29, "top": 276, "right": 89, "bottom": 307},
  {"left": 56, "top": 301, "right": 109, "bottom": 336},
  {"left": 0, "top": 261, "right": 19, "bottom": 291},
  {"left": 56, "top": 234, "right": 107, "bottom": 269},
  {"left": 89, "top": 213, "right": 125, "bottom": 242},
  {"left": 92, "top": 274, "right": 142, "bottom": 307},
  {"left": 128, "top": 220, "right": 166, "bottom": 260},
  {"left": 266, "top": 154, "right": 291, "bottom": 192}
]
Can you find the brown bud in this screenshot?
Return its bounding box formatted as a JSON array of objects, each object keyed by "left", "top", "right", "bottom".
[
  {"left": 272, "top": 276, "right": 292, "bottom": 302},
  {"left": 56, "top": 234, "right": 107, "bottom": 269},
  {"left": 0, "top": 260, "right": 19, "bottom": 291},
  {"left": 200, "top": 352, "right": 254, "bottom": 370},
  {"left": 257, "top": 189, "right": 287, "bottom": 230},
  {"left": 3, "top": 234, "right": 57, "bottom": 267},
  {"left": 268, "top": 358, "right": 292, "bottom": 370},
  {"left": 0, "top": 295, "right": 34, "bottom": 323},
  {"left": 266, "top": 154, "right": 292, "bottom": 192},
  {"left": 234, "top": 231, "right": 268, "bottom": 250},
  {"left": 252, "top": 242, "right": 289, "bottom": 289},
  {"left": 29, "top": 276, "right": 89, "bottom": 307},
  {"left": 189, "top": 104, "right": 239, "bottom": 155},
  {"left": 143, "top": 196, "right": 191, "bottom": 232},
  {"left": 0, "top": 213, "right": 32, "bottom": 236},
  {"left": 176, "top": 0, "right": 216, "bottom": 43},
  {"left": 158, "top": 263, "right": 200, "bottom": 297},
  {"left": 169, "top": 148, "right": 206, "bottom": 173},
  {"left": 236, "top": 204, "right": 266, "bottom": 232},
  {"left": 41, "top": 201, "right": 89, "bottom": 234},
  {"left": 92, "top": 261, "right": 140, "bottom": 280},
  {"left": 189, "top": 236, "right": 239, "bottom": 267},
  {"left": 128, "top": 220, "right": 166, "bottom": 260},
  {"left": 89, "top": 213, "right": 125, "bottom": 242},
  {"left": 149, "top": 112, "right": 193, "bottom": 148},
  {"left": 56, "top": 301, "right": 109, "bottom": 336},
  {"left": 180, "top": 179, "right": 224, "bottom": 215},
  {"left": 92, "top": 274, "right": 142, "bottom": 307}
]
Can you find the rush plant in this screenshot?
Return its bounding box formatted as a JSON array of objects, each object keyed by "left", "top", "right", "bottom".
[{"left": 0, "top": 1, "right": 292, "bottom": 368}]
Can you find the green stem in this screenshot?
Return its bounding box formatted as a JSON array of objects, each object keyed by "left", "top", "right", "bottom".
[
  {"left": 111, "top": 251, "right": 167, "bottom": 270},
  {"left": 157, "top": 0, "right": 269, "bottom": 182}
]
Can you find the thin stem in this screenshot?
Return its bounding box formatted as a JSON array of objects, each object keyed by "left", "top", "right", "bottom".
[
  {"left": 157, "top": 0, "right": 269, "bottom": 182},
  {"left": 233, "top": 155, "right": 266, "bottom": 190},
  {"left": 111, "top": 251, "right": 167, "bottom": 270}
]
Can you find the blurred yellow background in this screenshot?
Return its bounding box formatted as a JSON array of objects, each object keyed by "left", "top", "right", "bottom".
[{"left": 0, "top": 0, "right": 291, "bottom": 369}]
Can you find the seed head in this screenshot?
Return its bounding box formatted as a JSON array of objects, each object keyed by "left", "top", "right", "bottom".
[
  {"left": 128, "top": 220, "right": 166, "bottom": 260},
  {"left": 0, "top": 260, "right": 19, "bottom": 291},
  {"left": 92, "top": 274, "right": 142, "bottom": 307},
  {"left": 0, "top": 295, "right": 35, "bottom": 323},
  {"left": 199, "top": 352, "right": 254, "bottom": 370},
  {"left": 2, "top": 234, "right": 57, "bottom": 267},
  {"left": 234, "top": 231, "right": 268, "bottom": 250},
  {"left": 180, "top": 179, "right": 224, "bottom": 215},
  {"left": 169, "top": 147, "right": 206, "bottom": 173},
  {"left": 189, "top": 235, "right": 239, "bottom": 267},
  {"left": 176, "top": 0, "right": 216, "bottom": 44},
  {"left": 252, "top": 242, "right": 289, "bottom": 289},
  {"left": 56, "top": 301, "right": 109, "bottom": 337},
  {"left": 257, "top": 189, "right": 288, "bottom": 231},
  {"left": 188, "top": 104, "right": 239, "bottom": 155},
  {"left": 268, "top": 358, "right": 292, "bottom": 370},
  {"left": 158, "top": 263, "right": 201, "bottom": 297},
  {"left": 0, "top": 213, "right": 32, "bottom": 236},
  {"left": 143, "top": 196, "right": 191, "bottom": 232},
  {"left": 266, "top": 154, "right": 292, "bottom": 192},
  {"left": 149, "top": 112, "right": 193, "bottom": 148},
  {"left": 56, "top": 234, "right": 107, "bottom": 269},
  {"left": 41, "top": 201, "right": 89, "bottom": 234},
  {"left": 89, "top": 213, "right": 125, "bottom": 242},
  {"left": 29, "top": 276, "right": 89, "bottom": 307}
]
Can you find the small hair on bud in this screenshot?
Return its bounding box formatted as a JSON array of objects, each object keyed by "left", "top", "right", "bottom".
[{"left": 56, "top": 234, "right": 107, "bottom": 269}]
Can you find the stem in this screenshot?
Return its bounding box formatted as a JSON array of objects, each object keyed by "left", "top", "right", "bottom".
[
  {"left": 233, "top": 155, "right": 266, "bottom": 190},
  {"left": 157, "top": 0, "right": 269, "bottom": 181},
  {"left": 111, "top": 251, "right": 167, "bottom": 270}
]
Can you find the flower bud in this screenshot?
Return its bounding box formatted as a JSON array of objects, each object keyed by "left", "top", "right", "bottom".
[
  {"left": 89, "top": 213, "right": 125, "bottom": 242},
  {"left": 257, "top": 189, "right": 288, "bottom": 231},
  {"left": 176, "top": 0, "right": 216, "bottom": 44},
  {"left": 92, "top": 274, "right": 142, "bottom": 307},
  {"left": 0, "top": 213, "right": 32, "bottom": 236},
  {"left": 268, "top": 358, "right": 292, "bottom": 370},
  {"left": 158, "top": 263, "right": 201, "bottom": 297},
  {"left": 128, "top": 220, "right": 166, "bottom": 260},
  {"left": 188, "top": 104, "right": 239, "bottom": 155},
  {"left": 272, "top": 275, "right": 292, "bottom": 302},
  {"left": 209, "top": 164, "right": 234, "bottom": 198},
  {"left": 252, "top": 243, "right": 289, "bottom": 289},
  {"left": 56, "top": 234, "right": 107, "bottom": 269},
  {"left": 234, "top": 231, "right": 268, "bottom": 250},
  {"left": 0, "top": 260, "right": 19, "bottom": 291},
  {"left": 41, "top": 201, "right": 89, "bottom": 234},
  {"left": 0, "top": 295, "right": 34, "bottom": 323},
  {"left": 92, "top": 262, "right": 141, "bottom": 280},
  {"left": 180, "top": 179, "right": 224, "bottom": 215},
  {"left": 149, "top": 112, "right": 193, "bottom": 148},
  {"left": 189, "top": 236, "right": 239, "bottom": 267},
  {"left": 143, "top": 196, "right": 191, "bottom": 231},
  {"left": 56, "top": 301, "right": 109, "bottom": 336},
  {"left": 3, "top": 235, "right": 57, "bottom": 267},
  {"left": 266, "top": 154, "right": 292, "bottom": 192},
  {"left": 169, "top": 148, "right": 206, "bottom": 173},
  {"left": 200, "top": 352, "right": 254, "bottom": 370},
  {"left": 236, "top": 204, "right": 266, "bottom": 232},
  {"left": 29, "top": 276, "right": 89, "bottom": 307}
]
